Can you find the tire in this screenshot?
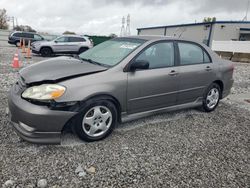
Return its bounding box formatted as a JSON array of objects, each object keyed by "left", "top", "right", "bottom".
[
  {"left": 202, "top": 83, "right": 221, "bottom": 112},
  {"left": 40, "top": 47, "right": 53, "bottom": 57},
  {"left": 78, "top": 47, "right": 88, "bottom": 54},
  {"left": 74, "top": 99, "right": 118, "bottom": 142},
  {"left": 15, "top": 41, "right": 20, "bottom": 47}
]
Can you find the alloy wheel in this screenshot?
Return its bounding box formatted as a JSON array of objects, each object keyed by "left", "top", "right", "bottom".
[
  {"left": 206, "top": 88, "right": 219, "bottom": 109},
  {"left": 82, "top": 106, "right": 112, "bottom": 137}
]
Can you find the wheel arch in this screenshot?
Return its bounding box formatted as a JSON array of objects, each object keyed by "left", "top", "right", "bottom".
[
  {"left": 213, "top": 80, "right": 224, "bottom": 98},
  {"left": 78, "top": 46, "right": 89, "bottom": 53},
  {"left": 79, "top": 46, "right": 89, "bottom": 50},
  {"left": 61, "top": 93, "right": 122, "bottom": 133},
  {"left": 83, "top": 94, "right": 122, "bottom": 120}
]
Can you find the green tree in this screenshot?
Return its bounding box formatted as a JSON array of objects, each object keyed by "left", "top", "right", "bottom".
[
  {"left": 14, "top": 25, "right": 36, "bottom": 32},
  {"left": 0, "top": 9, "right": 8, "bottom": 29},
  {"left": 203, "top": 17, "right": 216, "bottom": 22},
  {"left": 63, "top": 31, "right": 76, "bottom": 35},
  {"left": 109, "top": 33, "right": 117, "bottom": 38}
]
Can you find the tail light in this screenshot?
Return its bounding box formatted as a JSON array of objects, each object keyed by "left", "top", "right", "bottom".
[{"left": 90, "top": 39, "right": 94, "bottom": 46}]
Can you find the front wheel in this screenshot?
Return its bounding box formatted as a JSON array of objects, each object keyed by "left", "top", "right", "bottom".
[
  {"left": 202, "top": 83, "right": 221, "bottom": 112},
  {"left": 40, "top": 47, "right": 53, "bottom": 57},
  {"left": 74, "top": 100, "right": 117, "bottom": 142}
]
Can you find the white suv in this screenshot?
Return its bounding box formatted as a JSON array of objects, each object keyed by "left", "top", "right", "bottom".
[{"left": 31, "top": 35, "right": 93, "bottom": 57}]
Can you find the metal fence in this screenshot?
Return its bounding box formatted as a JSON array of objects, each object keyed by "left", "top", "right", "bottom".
[{"left": 212, "top": 40, "right": 250, "bottom": 53}]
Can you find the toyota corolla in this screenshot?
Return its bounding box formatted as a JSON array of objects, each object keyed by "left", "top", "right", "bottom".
[{"left": 8, "top": 36, "right": 234, "bottom": 144}]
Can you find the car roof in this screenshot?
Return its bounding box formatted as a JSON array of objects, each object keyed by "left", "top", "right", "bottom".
[
  {"left": 13, "top": 31, "right": 38, "bottom": 34},
  {"left": 61, "top": 35, "right": 85, "bottom": 38},
  {"left": 120, "top": 35, "right": 176, "bottom": 41},
  {"left": 119, "top": 35, "right": 209, "bottom": 47}
]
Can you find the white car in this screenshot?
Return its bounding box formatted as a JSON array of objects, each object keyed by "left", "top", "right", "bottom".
[{"left": 31, "top": 35, "right": 93, "bottom": 57}]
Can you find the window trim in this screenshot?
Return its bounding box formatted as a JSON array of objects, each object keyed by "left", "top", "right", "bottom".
[
  {"left": 24, "top": 33, "right": 34, "bottom": 39},
  {"left": 125, "top": 40, "right": 178, "bottom": 72},
  {"left": 69, "top": 37, "right": 86, "bottom": 42},
  {"left": 55, "top": 36, "right": 69, "bottom": 43},
  {"left": 175, "top": 40, "right": 212, "bottom": 66},
  {"left": 13, "top": 32, "right": 23, "bottom": 37}
]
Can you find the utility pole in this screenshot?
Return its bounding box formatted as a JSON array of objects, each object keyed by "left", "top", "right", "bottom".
[
  {"left": 243, "top": 0, "right": 250, "bottom": 21},
  {"left": 125, "top": 14, "right": 131, "bottom": 36},
  {"left": 120, "top": 16, "right": 125, "bottom": 37},
  {"left": 6, "top": 16, "right": 15, "bottom": 29}
]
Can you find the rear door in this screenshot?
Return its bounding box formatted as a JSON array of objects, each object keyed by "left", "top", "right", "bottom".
[
  {"left": 127, "top": 41, "right": 179, "bottom": 114},
  {"left": 68, "top": 37, "right": 86, "bottom": 52},
  {"left": 24, "top": 33, "right": 34, "bottom": 43},
  {"left": 176, "top": 41, "right": 217, "bottom": 104}
]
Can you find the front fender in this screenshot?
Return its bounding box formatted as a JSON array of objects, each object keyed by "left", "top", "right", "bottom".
[{"left": 55, "top": 71, "right": 127, "bottom": 112}]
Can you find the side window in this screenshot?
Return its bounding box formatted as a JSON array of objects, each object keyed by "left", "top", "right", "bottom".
[
  {"left": 178, "top": 42, "right": 211, "bottom": 65},
  {"left": 13, "top": 33, "right": 22, "bottom": 37},
  {"left": 136, "top": 42, "right": 175, "bottom": 69},
  {"left": 24, "top": 33, "right": 34, "bottom": 38},
  {"left": 34, "top": 34, "right": 42, "bottom": 40},
  {"left": 79, "top": 37, "right": 86, "bottom": 42},
  {"left": 69, "top": 37, "right": 86, "bottom": 42},
  {"left": 56, "top": 37, "right": 68, "bottom": 42}
]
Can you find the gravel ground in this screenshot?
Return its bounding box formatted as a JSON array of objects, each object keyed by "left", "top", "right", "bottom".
[{"left": 0, "top": 41, "right": 250, "bottom": 188}]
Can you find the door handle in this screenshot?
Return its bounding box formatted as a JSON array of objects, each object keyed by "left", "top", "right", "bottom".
[
  {"left": 205, "top": 66, "right": 212, "bottom": 71},
  {"left": 169, "top": 70, "right": 178, "bottom": 76}
]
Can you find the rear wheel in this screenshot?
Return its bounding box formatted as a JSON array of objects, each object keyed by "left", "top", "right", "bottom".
[
  {"left": 78, "top": 47, "right": 88, "bottom": 54},
  {"left": 40, "top": 47, "right": 53, "bottom": 57},
  {"left": 74, "top": 99, "right": 117, "bottom": 142},
  {"left": 15, "top": 41, "right": 20, "bottom": 47},
  {"left": 202, "top": 83, "right": 221, "bottom": 112}
]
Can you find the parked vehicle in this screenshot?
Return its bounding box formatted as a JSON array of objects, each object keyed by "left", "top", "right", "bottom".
[
  {"left": 31, "top": 35, "right": 93, "bottom": 57},
  {"left": 8, "top": 36, "right": 234, "bottom": 144},
  {"left": 8, "top": 31, "right": 44, "bottom": 47}
]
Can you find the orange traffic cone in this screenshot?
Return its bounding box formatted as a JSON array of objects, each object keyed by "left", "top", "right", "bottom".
[
  {"left": 12, "top": 51, "right": 21, "bottom": 68},
  {"left": 25, "top": 40, "right": 32, "bottom": 58},
  {"left": 21, "top": 39, "right": 26, "bottom": 53}
]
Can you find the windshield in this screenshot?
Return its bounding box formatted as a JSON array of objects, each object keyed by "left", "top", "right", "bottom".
[{"left": 79, "top": 38, "right": 145, "bottom": 67}]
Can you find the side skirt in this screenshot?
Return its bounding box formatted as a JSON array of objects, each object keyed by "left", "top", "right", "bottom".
[{"left": 121, "top": 98, "right": 203, "bottom": 123}]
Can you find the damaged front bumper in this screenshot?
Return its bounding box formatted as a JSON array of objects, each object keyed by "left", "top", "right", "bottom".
[{"left": 8, "top": 84, "right": 77, "bottom": 144}]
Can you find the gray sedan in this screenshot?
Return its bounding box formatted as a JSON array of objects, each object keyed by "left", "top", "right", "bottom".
[{"left": 8, "top": 36, "right": 234, "bottom": 144}]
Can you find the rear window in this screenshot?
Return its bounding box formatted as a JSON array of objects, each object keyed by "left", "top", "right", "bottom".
[{"left": 34, "top": 34, "right": 43, "bottom": 40}]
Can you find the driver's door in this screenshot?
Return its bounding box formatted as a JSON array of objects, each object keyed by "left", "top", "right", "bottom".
[
  {"left": 52, "top": 36, "right": 69, "bottom": 52},
  {"left": 127, "top": 41, "right": 179, "bottom": 114}
]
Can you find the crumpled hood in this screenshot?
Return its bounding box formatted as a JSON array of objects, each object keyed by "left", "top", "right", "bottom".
[{"left": 19, "top": 56, "right": 107, "bottom": 84}]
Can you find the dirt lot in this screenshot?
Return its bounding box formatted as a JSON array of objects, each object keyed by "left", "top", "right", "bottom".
[{"left": 0, "top": 41, "right": 250, "bottom": 188}]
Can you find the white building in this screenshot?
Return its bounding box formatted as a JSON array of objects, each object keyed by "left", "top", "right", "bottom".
[{"left": 137, "top": 21, "right": 250, "bottom": 47}]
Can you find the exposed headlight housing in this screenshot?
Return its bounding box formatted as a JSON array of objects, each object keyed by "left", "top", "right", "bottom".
[{"left": 22, "top": 84, "right": 66, "bottom": 100}]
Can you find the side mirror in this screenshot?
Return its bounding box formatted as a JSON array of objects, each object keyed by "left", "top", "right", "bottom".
[
  {"left": 54, "top": 40, "right": 58, "bottom": 43},
  {"left": 130, "top": 60, "right": 149, "bottom": 71}
]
